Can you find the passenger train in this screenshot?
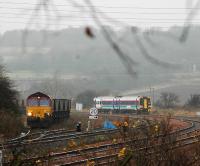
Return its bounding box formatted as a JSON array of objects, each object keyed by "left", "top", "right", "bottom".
[
  {"left": 94, "top": 96, "right": 151, "bottom": 114},
  {"left": 26, "top": 92, "right": 71, "bottom": 128}
]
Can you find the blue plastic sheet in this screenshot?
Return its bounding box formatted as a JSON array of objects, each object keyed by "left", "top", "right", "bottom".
[{"left": 103, "top": 120, "right": 116, "bottom": 129}]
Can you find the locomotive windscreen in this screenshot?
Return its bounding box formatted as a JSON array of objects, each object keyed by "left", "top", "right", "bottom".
[
  {"left": 40, "top": 99, "right": 50, "bottom": 106},
  {"left": 27, "top": 99, "right": 38, "bottom": 106}
]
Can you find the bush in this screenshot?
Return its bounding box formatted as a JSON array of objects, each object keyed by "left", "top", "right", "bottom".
[{"left": 0, "top": 110, "right": 24, "bottom": 138}]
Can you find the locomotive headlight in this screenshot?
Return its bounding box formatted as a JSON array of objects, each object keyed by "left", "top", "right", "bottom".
[{"left": 27, "top": 112, "right": 32, "bottom": 116}]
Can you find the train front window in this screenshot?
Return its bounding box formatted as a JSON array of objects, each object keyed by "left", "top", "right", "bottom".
[
  {"left": 28, "top": 99, "right": 38, "bottom": 106},
  {"left": 40, "top": 99, "right": 50, "bottom": 106},
  {"left": 140, "top": 98, "right": 144, "bottom": 105}
]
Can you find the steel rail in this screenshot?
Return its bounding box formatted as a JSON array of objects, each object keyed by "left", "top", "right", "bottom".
[
  {"left": 0, "top": 129, "right": 119, "bottom": 150},
  {"left": 3, "top": 114, "right": 200, "bottom": 165}
]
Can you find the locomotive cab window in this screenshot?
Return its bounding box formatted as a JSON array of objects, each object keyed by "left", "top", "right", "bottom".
[
  {"left": 40, "top": 99, "right": 50, "bottom": 106},
  {"left": 27, "top": 99, "right": 38, "bottom": 106},
  {"left": 140, "top": 98, "right": 144, "bottom": 105}
]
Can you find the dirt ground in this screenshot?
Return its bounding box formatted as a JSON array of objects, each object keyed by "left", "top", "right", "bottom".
[{"left": 152, "top": 107, "right": 200, "bottom": 117}]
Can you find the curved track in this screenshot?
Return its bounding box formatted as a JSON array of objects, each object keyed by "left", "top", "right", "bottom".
[
  {"left": 0, "top": 128, "right": 121, "bottom": 151},
  {"left": 50, "top": 114, "right": 200, "bottom": 166},
  {"left": 3, "top": 114, "right": 200, "bottom": 165}
]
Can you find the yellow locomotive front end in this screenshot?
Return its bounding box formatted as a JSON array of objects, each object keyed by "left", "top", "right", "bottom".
[
  {"left": 139, "top": 96, "right": 151, "bottom": 114},
  {"left": 27, "top": 106, "right": 52, "bottom": 118},
  {"left": 26, "top": 92, "right": 53, "bottom": 128}
]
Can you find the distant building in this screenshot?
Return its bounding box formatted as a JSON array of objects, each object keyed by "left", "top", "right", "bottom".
[
  {"left": 76, "top": 103, "right": 83, "bottom": 111},
  {"left": 192, "top": 64, "right": 197, "bottom": 73}
]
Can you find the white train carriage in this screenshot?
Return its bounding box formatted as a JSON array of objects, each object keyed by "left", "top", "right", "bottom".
[{"left": 94, "top": 96, "right": 151, "bottom": 114}]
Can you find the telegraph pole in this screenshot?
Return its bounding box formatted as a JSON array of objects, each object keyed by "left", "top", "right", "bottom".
[
  {"left": 152, "top": 88, "right": 155, "bottom": 106},
  {"left": 150, "top": 87, "right": 155, "bottom": 107}
]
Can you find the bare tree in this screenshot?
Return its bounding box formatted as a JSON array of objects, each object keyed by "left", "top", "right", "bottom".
[
  {"left": 28, "top": 71, "right": 74, "bottom": 98},
  {"left": 155, "top": 92, "right": 179, "bottom": 109},
  {"left": 186, "top": 94, "right": 200, "bottom": 108},
  {"left": 76, "top": 90, "right": 98, "bottom": 108}
]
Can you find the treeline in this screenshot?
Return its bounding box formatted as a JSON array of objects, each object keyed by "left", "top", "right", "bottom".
[
  {"left": 155, "top": 92, "right": 200, "bottom": 109},
  {"left": 0, "top": 65, "right": 19, "bottom": 112},
  {"left": 0, "top": 65, "right": 24, "bottom": 138}
]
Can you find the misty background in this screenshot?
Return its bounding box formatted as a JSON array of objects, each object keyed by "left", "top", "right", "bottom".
[{"left": 0, "top": 26, "right": 200, "bottom": 103}]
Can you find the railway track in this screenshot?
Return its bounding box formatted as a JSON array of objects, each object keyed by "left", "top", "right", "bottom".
[
  {"left": 56, "top": 129, "right": 200, "bottom": 165},
  {"left": 3, "top": 114, "right": 200, "bottom": 165},
  {"left": 2, "top": 114, "right": 197, "bottom": 165},
  {"left": 1, "top": 116, "right": 153, "bottom": 150},
  {"left": 1, "top": 128, "right": 75, "bottom": 149},
  {"left": 47, "top": 115, "right": 200, "bottom": 165},
  {"left": 15, "top": 128, "right": 200, "bottom": 166},
  {"left": 0, "top": 128, "right": 120, "bottom": 151}
]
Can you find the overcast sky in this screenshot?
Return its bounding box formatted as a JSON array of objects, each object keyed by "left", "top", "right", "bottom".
[{"left": 0, "top": 0, "right": 199, "bottom": 33}]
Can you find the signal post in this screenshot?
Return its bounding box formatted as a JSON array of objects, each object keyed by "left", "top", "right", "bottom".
[{"left": 88, "top": 108, "right": 98, "bottom": 131}]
